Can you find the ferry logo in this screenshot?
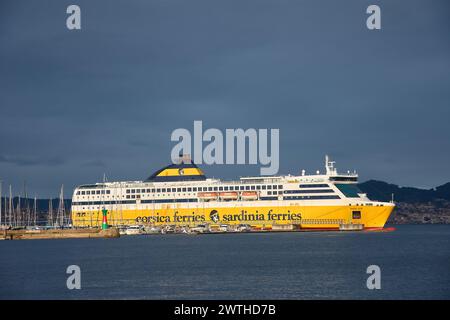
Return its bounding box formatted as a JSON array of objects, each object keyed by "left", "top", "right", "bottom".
[{"left": 209, "top": 210, "right": 220, "bottom": 223}]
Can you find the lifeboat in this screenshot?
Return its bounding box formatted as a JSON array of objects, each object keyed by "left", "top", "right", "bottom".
[
  {"left": 219, "top": 191, "right": 239, "bottom": 201},
  {"left": 197, "top": 192, "right": 218, "bottom": 201},
  {"left": 241, "top": 191, "right": 258, "bottom": 201}
]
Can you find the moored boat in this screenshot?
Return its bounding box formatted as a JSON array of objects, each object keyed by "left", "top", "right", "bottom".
[{"left": 124, "top": 225, "right": 142, "bottom": 235}]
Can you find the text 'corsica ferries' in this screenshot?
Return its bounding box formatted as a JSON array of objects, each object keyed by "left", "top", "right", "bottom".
[{"left": 71, "top": 156, "right": 395, "bottom": 231}]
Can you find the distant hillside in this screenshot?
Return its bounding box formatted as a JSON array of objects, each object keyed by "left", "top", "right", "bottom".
[
  {"left": 358, "top": 180, "right": 450, "bottom": 203},
  {"left": 358, "top": 180, "right": 450, "bottom": 224}
]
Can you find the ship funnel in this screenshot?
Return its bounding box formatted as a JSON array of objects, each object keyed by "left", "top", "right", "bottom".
[{"left": 175, "top": 154, "right": 192, "bottom": 164}]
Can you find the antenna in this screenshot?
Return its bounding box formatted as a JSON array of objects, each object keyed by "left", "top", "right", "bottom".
[{"left": 325, "top": 155, "right": 337, "bottom": 175}]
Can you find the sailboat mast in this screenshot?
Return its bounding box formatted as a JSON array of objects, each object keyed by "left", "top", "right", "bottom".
[
  {"left": 4, "top": 195, "right": 6, "bottom": 226},
  {"left": 57, "top": 185, "right": 65, "bottom": 227},
  {"left": 0, "top": 179, "right": 2, "bottom": 227},
  {"left": 16, "top": 196, "right": 21, "bottom": 227},
  {"left": 33, "top": 195, "right": 37, "bottom": 226},
  {"left": 24, "top": 181, "right": 29, "bottom": 226},
  {"left": 9, "top": 185, "right": 12, "bottom": 227},
  {"left": 48, "top": 198, "right": 53, "bottom": 226}
]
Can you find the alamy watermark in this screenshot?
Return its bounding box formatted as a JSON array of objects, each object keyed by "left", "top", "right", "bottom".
[
  {"left": 66, "top": 265, "right": 81, "bottom": 290},
  {"left": 66, "top": 5, "right": 81, "bottom": 30},
  {"left": 65, "top": 4, "right": 380, "bottom": 31},
  {"left": 366, "top": 265, "right": 381, "bottom": 290},
  {"left": 171, "top": 121, "right": 279, "bottom": 175},
  {"left": 366, "top": 5, "right": 381, "bottom": 30}
]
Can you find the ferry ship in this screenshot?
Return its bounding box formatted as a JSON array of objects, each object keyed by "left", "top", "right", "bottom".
[{"left": 71, "top": 156, "right": 395, "bottom": 230}]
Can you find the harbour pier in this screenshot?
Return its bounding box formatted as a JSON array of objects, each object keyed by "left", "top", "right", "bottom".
[{"left": 1, "top": 227, "right": 120, "bottom": 240}]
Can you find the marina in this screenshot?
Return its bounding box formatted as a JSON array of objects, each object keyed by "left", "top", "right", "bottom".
[
  {"left": 0, "top": 219, "right": 394, "bottom": 240},
  {"left": 0, "top": 155, "right": 396, "bottom": 240}
]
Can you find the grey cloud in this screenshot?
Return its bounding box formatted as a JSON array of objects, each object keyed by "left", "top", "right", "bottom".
[
  {"left": 0, "top": 154, "right": 66, "bottom": 166},
  {"left": 0, "top": 0, "right": 449, "bottom": 196},
  {"left": 81, "top": 160, "right": 107, "bottom": 168}
]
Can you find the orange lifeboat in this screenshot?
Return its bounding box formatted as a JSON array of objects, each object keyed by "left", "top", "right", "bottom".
[
  {"left": 219, "top": 191, "right": 238, "bottom": 201},
  {"left": 197, "top": 192, "right": 218, "bottom": 201},
  {"left": 241, "top": 191, "right": 258, "bottom": 200}
]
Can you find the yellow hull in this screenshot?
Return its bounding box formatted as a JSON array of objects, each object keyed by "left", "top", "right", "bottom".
[{"left": 72, "top": 203, "right": 394, "bottom": 230}]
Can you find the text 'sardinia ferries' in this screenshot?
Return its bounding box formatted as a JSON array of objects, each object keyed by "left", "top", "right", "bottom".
[{"left": 71, "top": 156, "right": 395, "bottom": 230}]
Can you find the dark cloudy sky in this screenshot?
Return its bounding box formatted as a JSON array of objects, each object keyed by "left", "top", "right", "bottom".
[{"left": 1, "top": 0, "right": 450, "bottom": 197}]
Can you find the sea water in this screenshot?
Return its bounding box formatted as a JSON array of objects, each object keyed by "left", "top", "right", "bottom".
[{"left": 0, "top": 225, "right": 449, "bottom": 299}]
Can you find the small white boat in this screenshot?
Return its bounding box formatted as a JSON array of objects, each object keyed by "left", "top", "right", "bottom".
[
  {"left": 124, "top": 225, "right": 142, "bottom": 235},
  {"left": 191, "top": 224, "right": 208, "bottom": 233},
  {"left": 118, "top": 226, "right": 127, "bottom": 235},
  {"left": 162, "top": 225, "right": 175, "bottom": 234},
  {"left": 143, "top": 226, "right": 161, "bottom": 234},
  {"left": 236, "top": 224, "right": 252, "bottom": 232}
]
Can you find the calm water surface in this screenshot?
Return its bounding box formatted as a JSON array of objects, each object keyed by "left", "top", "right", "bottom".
[{"left": 1, "top": 225, "right": 449, "bottom": 299}]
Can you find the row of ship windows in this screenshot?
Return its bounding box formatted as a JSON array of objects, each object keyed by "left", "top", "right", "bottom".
[
  {"left": 126, "top": 184, "right": 285, "bottom": 193},
  {"left": 85, "top": 189, "right": 332, "bottom": 200},
  {"left": 123, "top": 191, "right": 286, "bottom": 199},
  {"left": 75, "top": 191, "right": 335, "bottom": 201},
  {"left": 72, "top": 195, "right": 340, "bottom": 206},
  {"left": 284, "top": 195, "right": 340, "bottom": 200},
  {"left": 120, "top": 189, "right": 333, "bottom": 199},
  {"left": 77, "top": 190, "right": 111, "bottom": 195},
  {"left": 75, "top": 185, "right": 284, "bottom": 195},
  {"left": 298, "top": 184, "right": 329, "bottom": 188},
  {"left": 283, "top": 189, "right": 334, "bottom": 194},
  {"left": 76, "top": 190, "right": 335, "bottom": 200},
  {"left": 75, "top": 183, "right": 331, "bottom": 196}
]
